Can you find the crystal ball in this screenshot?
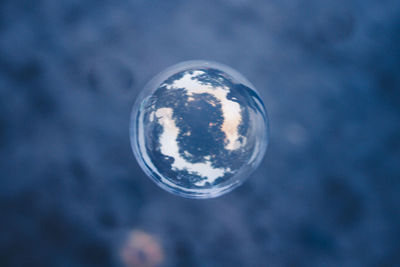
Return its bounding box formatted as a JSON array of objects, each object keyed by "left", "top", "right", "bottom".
[{"left": 130, "top": 61, "right": 268, "bottom": 199}]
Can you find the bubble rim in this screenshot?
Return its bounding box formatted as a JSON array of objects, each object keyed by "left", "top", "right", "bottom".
[{"left": 129, "top": 60, "right": 269, "bottom": 199}]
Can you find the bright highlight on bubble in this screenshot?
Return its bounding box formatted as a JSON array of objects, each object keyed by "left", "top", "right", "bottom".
[{"left": 130, "top": 61, "right": 269, "bottom": 198}]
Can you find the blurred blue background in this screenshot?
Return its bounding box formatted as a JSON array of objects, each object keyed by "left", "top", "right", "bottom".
[{"left": 1, "top": 0, "right": 399, "bottom": 266}]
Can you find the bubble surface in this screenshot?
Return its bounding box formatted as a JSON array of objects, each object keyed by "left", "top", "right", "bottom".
[{"left": 130, "top": 61, "right": 268, "bottom": 198}]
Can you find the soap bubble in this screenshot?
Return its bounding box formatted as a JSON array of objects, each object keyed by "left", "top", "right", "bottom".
[{"left": 130, "top": 61, "right": 268, "bottom": 198}]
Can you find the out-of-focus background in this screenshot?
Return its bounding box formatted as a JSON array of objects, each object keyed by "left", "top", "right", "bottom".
[{"left": 1, "top": 0, "right": 399, "bottom": 266}]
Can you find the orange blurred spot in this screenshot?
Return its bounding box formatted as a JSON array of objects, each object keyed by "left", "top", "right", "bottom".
[{"left": 120, "top": 230, "right": 164, "bottom": 267}]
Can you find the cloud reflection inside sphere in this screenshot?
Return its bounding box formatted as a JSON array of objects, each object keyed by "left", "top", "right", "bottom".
[{"left": 130, "top": 61, "right": 268, "bottom": 198}]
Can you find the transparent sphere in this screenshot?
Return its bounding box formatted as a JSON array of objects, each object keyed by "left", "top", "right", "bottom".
[{"left": 130, "top": 61, "right": 268, "bottom": 199}]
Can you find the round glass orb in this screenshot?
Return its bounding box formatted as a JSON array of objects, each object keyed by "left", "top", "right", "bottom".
[{"left": 130, "top": 61, "right": 268, "bottom": 199}]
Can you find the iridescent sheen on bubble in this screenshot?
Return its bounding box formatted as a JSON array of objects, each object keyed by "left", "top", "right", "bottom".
[{"left": 130, "top": 61, "right": 268, "bottom": 198}]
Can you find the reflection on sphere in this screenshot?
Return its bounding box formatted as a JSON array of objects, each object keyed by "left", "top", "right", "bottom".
[{"left": 130, "top": 61, "right": 268, "bottom": 198}]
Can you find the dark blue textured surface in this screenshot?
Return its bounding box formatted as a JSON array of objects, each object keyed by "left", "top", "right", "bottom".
[{"left": 1, "top": 0, "right": 399, "bottom": 266}]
